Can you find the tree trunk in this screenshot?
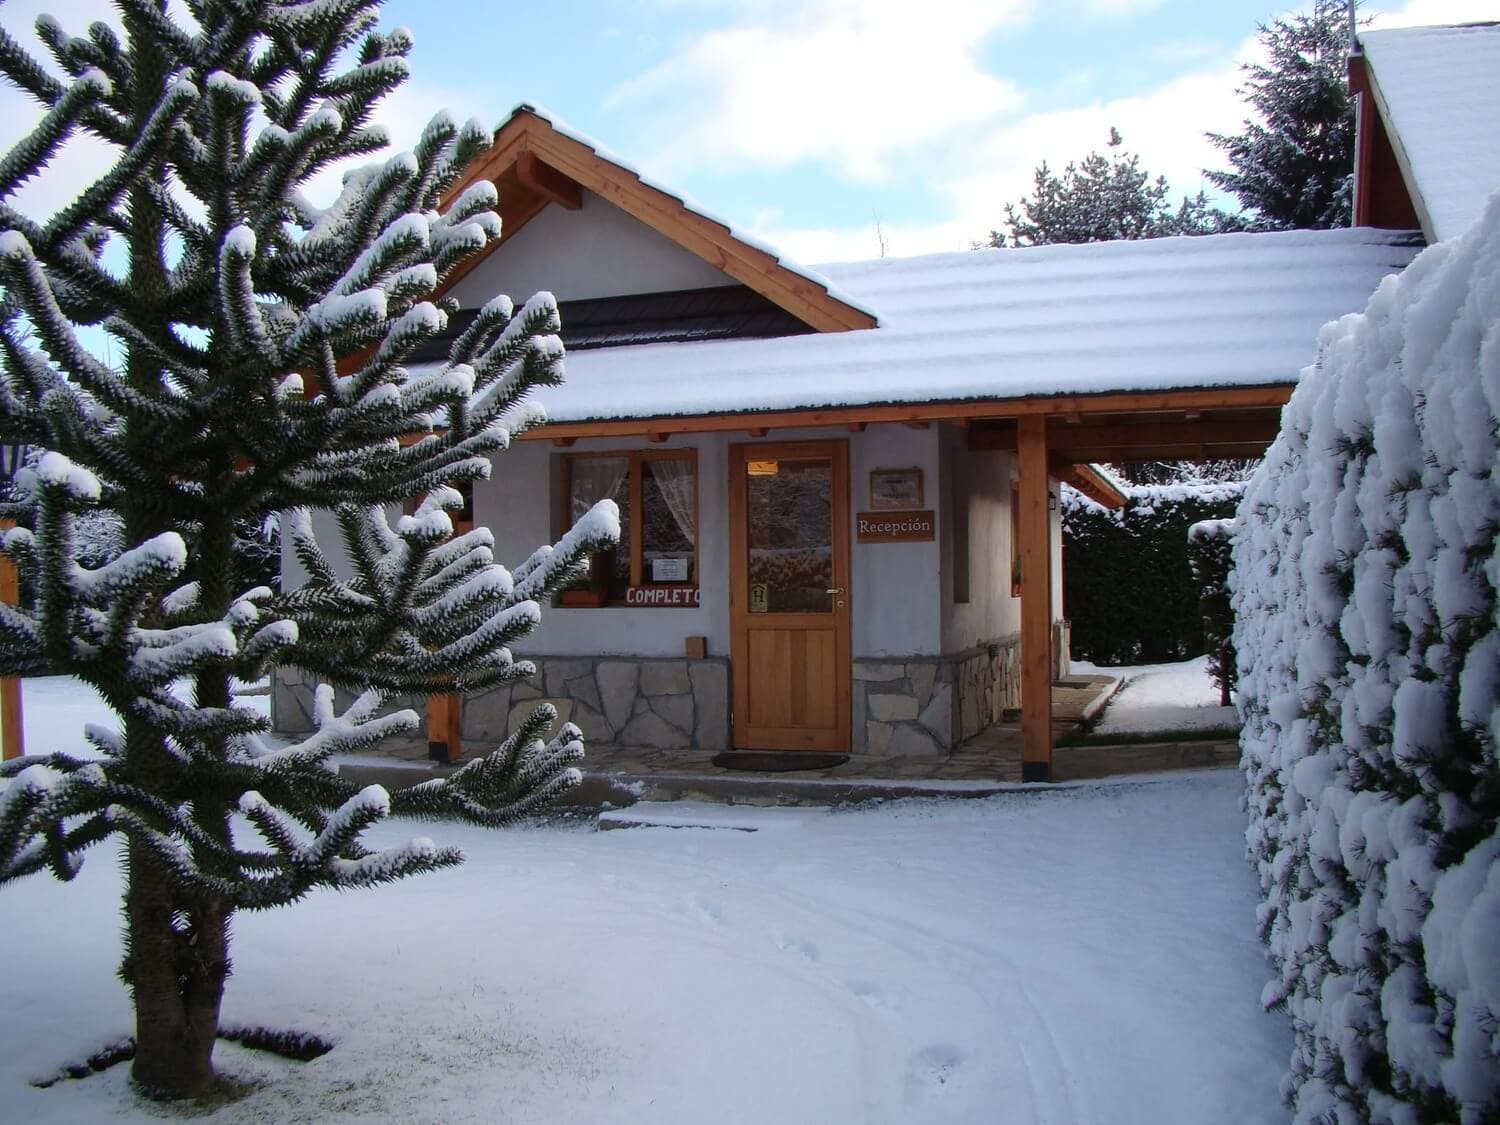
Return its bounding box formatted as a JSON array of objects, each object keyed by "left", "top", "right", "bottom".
[{"left": 122, "top": 839, "right": 231, "bottom": 1099}]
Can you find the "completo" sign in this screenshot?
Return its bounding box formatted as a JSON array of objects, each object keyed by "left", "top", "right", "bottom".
[{"left": 624, "top": 586, "right": 701, "bottom": 607}]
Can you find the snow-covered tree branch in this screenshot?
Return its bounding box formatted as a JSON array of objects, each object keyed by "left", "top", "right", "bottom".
[{"left": 0, "top": 0, "right": 616, "bottom": 1099}]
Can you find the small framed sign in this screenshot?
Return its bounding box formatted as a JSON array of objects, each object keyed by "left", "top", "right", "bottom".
[
  {"left": 869, "top": 467, "right": 924, "bottom": 510},
  {"left": 651, "top": 556, "right": 690, "bottom": 583}
]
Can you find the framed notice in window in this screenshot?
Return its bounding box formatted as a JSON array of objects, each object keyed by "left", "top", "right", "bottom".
[{"left": 869, "top": 467, "right": 924, "bottom": 510}]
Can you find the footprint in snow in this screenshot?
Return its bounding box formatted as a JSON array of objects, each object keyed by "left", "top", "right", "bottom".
[
  {"left": 846, "top": 979, "right": 893, "bottom": 1010},
  {"left": 690, "top": 895, "right": 728, "bottom": 928},
  {"left": 906, "top": 1043, "right": 966, "bottom": 1092},
  {"left": 777, "top": 933, "right": 820, "bottom": 962}
]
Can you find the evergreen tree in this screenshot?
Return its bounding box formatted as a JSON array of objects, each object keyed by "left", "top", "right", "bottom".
[
  {"left": 0, "top": 0, "right": 617, "bottom": 1100},
  {"left": 1205, "top": 1, "right": 1355, "bottom": 230},
  {"left": 983, "top": 128, "right": 1236, "bottom": 248}
]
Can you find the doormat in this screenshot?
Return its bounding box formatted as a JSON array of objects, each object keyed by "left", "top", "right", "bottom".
[{"left": 712, "top": 751, "right": 850, "bottom": 772}]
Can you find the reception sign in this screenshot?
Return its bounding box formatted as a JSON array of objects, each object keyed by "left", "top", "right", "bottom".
[{"left": 856, "top": 510, "right": 936, "bottom": 543}]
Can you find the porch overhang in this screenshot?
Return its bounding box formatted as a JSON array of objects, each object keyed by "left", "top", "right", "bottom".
[{"left": 519, "top": 382, "right": 1292, "bottom": 780}]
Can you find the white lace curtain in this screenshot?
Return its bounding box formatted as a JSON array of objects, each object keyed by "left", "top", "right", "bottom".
[
  {"left": 570, "top": 457, "right": 629, "bottom": 524},
  {"left": 649, "top": 459, "right": 696, "bottom": 546}
]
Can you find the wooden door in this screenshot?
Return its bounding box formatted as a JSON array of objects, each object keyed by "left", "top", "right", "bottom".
[{"left": 729, "top": 441, "right": 851, "bottom": 751}]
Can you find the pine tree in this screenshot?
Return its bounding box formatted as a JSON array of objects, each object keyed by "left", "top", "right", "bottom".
[
  {"left": 983, "top": 128, "right": 1237, "bottom": 248},
  {"left": 0, "top": 0, "right": 617, "bottom": 1099},
  {"left": 1205, "top": 1, "right": 1355, "bottom": 230}
]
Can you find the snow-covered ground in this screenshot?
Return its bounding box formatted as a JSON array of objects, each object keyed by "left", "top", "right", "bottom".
[
  {"left": 17, "top": 676, "right": 269, "bottom": 761},
  {"left": 3, "top": 674, "right": 1282, "bottom": 1122},
  {"left": 1075, "top": 655, "right": 1238, "bottom": 736},
  {"left": 1, "top": 773, "right": 1287, "bottom": 1122}
]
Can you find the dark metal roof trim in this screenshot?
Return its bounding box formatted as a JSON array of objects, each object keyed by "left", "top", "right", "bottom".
[{"left": 411, "top": 285, "right": 815, "bottom": 363}]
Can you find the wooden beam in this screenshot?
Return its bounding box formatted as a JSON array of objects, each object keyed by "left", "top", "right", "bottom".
[
  {"left": 1054, "top": 441, "right": 1274, "bottom": 462},
  {"left": 846, "top": 422, "right": 867, "bottom": 433},
  {"left": 514, "top": 151, "right": 582, "bottom": 210},
  {"left": 518, "top": 385, "right": 1295, "bottom": 443},
  {"left": 968, "top": 414, "right": 1284, "bottom": 458},
  {"left": 647, "top": 431, "right": 671, "bottom": 443},
  {"left": 551, "top": 436, "right": 576, "bottom": 447},
  {"left": 746, "top": 427, "right": 768, "bottom": 437},
  {"left": 1018, "top": 416, "right": 1052, "bottom": 782},
  {"left": 903, "top": 420, "right": 931, "bottom": 430}
]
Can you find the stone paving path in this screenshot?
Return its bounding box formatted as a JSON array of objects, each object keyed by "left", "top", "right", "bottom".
[{"left": 330, "top": 674, "right": 1239, "bottom": 805}]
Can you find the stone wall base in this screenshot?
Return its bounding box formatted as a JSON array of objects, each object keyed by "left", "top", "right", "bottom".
[
  {"left": 273, "top": 639, "right": 1032, "bottom": 760},
  {"left": 853, "top": 636, "right": 1021, "bottom": 756},
  {"left": 272, "top": 666, "right": 426, "bottom": 738},
  {"left": 273, "top": 657, "right": 730, "bottom": 753}
]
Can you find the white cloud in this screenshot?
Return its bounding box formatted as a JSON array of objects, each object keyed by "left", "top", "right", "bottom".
[
  {"left": 606, "top": 0, "right": 1032, "bottom": 181},
  {"left": 617, "top": 0, "right": 1499, "bottom": 264},
  {"left": 744, "top": 0, "right": 1500, "bottom": 263},
  {"left": 1080, "top": 0, "right": 1168, "bottom": 15},
  {"left": 752, "top": 38, "right": 1260, "bottom": 262}
]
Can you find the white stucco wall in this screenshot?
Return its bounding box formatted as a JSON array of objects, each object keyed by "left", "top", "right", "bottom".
[
  {"left": 280, "top": 422, "right": 954, "bottom": 659},
  {"left": 939, "top": 426, "right": 1020, "bottom": 652},
  {"left": 446, "top": 190, "right": 737, "bottom": 308},
  {"left": 277, "top": 424, "right": 1065, "bottom": 666},
  {"left": 848, "top": 425, "right": 943, "bottom": 656},
  {"left": 391, "top": 424, "right": 947, "bottom": 659}
]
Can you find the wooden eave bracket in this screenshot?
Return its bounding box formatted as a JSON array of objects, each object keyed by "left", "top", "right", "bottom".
[
  {"left": 1053, "top": 461, "right": 1126, "bottom": 509},
  {"left": 515, "top": 151, "right": 582, "bottom": 210}
]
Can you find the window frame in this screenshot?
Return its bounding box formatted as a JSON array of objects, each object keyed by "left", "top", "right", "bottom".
[{"left": 559, "top": 447, "right": 700, "bottom": 603}]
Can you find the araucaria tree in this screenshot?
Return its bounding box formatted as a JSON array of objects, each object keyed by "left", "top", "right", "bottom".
[
  {"left": 0, "top": 0, "right": 617, "bottom": 1100},
  {"left": 1206, "top": 0, "right": 1355, "bottom": 230},
  {"left": 982, "top": 127, "right": 1233, "bottom": 248}
]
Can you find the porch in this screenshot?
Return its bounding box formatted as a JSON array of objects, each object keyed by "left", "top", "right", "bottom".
[{"left": 333, "top": 673, "right": 1240, "bottom": 806}]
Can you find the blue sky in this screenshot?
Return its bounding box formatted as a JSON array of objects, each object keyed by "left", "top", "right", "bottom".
[{"left": 0, "top": 0, "right": 1491, "bottom": 263}]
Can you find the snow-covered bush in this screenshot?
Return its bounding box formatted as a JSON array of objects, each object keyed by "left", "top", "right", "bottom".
[
  {"left": 1062, "top": 480, "right": 1244, "bottom": 663},
  {"left": 1233, "top": 194, "right": 1500, "bottom": 1123},
  {"left": 1188, "top": 518, "right": 1236, "bottom": 706}
]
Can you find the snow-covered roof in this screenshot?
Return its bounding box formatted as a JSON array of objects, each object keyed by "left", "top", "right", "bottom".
[
  {"left": 518, "top": 227, "right": 1419, "bottom": 424},
  {"left": 1359, "top": 22, "right": 1500, "bottom": 241}
]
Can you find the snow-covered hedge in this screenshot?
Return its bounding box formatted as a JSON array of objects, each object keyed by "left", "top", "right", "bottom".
[
  {"left": 1188, "top": 518, "right": 1236, "bottom": 706},
  {"left": 1233, "top": 195, "right": 1500, "bottom": 1123},
  {"left": 1062, "top": 480, "right": 1243, "bottom": 664}
]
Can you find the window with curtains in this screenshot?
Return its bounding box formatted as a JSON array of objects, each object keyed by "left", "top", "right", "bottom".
[{"left": 560, "top": 450, "right": 698, "bottom": 606}]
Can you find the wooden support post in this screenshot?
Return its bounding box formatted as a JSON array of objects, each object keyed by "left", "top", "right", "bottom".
[
  {"left": 424, "top": 493, "right": 474, "bottom": 765},
  {"left": 1017, "top": 416, "right": 1052, "bottom": 782},
  {"left": 0, "top": 524, "right": 20, "bottom": 761},
  {"left": 426, "top": 693, "right": 462, "bottom": 764}
]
